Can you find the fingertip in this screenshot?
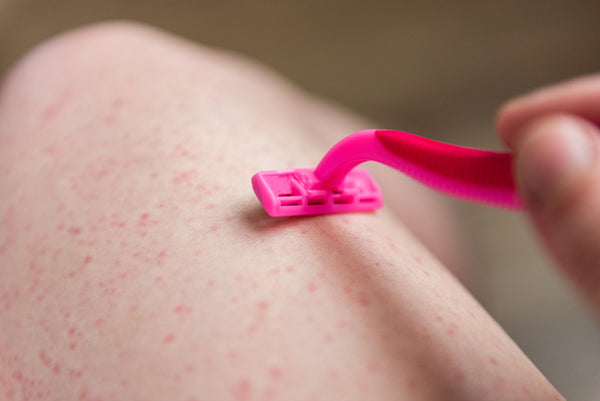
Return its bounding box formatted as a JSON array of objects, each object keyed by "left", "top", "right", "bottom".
[
  {"left": 496, "top": 87, "right": 557, "bottom": 149},
  {"left": 497, "top": 74, "right": 600, "bottom": 149},
  {"left": 495, "top": 98, "right": 523, "bottom": 149}
]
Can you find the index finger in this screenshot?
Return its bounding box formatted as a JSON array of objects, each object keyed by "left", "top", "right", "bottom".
[{"left": 497, "top": 74, "right": 600, "bottom": 148}]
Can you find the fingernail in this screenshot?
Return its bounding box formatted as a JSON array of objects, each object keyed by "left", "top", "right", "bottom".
[{"left": 517, "top": 116, "right": 597, "bottom": 209}]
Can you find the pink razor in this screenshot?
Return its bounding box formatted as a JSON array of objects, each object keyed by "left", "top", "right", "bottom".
[{"left": 251, "top": 129, "right": 522, "bottom": 217}]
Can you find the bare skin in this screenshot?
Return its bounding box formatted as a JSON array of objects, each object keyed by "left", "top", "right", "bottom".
[{"left": 0, "top": 22, "right": 561, "bottom": 401}]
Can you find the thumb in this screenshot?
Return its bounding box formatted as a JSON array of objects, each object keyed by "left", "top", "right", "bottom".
[{"left": 514, "top": 114, "right": 600, "bottom": 313}]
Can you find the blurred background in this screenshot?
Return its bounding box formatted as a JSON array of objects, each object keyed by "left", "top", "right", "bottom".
[{"left": 1, "top": 1, "right": 599, "bottom": 399}]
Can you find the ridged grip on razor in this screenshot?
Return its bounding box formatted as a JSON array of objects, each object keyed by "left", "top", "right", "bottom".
[{"left": 314, "top": 129, "right": 522, "bottom": 209}]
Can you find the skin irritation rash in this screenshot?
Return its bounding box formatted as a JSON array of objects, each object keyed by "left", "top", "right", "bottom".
[
  {"left": 303, "top": 217, "right": 504, "bottom": 378},
  {"left": 0, "top": 50, "right": 247, "bottom": 400},
  {"left": 40, "top": 90, "right": 71, "bottom": 124},
  {"left": 2, "top": 200, "right": 472, "bottom": 399},
  {"left": 0, "top": 140, "right": 236, "bottom": 400},
  {"left": 227, "top": 242, "right": 381, "bottom": 349},
  {"left": 1, "top": 76, "right": 545, "bottom": 398},
  {"left": 35, "top": 84, "right": 227, "bottom": 201},
  {"left": 228, "top": 366, "right": 287, "bottom": 401}
]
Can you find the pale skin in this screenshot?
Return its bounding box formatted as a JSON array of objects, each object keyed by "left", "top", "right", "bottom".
[{"left": 0, "top": 22, "right": 567, "bottom": 400}]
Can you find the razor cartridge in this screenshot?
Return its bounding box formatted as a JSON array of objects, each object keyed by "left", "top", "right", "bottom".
[{"left": 251, "top": 168, "right": 383, "bottom": 217}]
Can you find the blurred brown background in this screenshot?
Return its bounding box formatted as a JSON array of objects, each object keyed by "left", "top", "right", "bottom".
[{"left": 1, "top": 1, "right": 599, "bottom": 399}]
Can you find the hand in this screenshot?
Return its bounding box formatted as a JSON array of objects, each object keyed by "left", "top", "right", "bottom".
[{"left": 497, "top": 75, "right": 600, "bottom": 316}]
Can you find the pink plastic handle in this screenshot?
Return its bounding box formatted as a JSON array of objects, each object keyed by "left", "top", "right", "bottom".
[{"left": 313, "top": 129, "right": 523, "bottom": 209}]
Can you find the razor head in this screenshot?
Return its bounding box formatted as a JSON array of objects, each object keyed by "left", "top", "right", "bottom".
[{"left": 252, "top": 168, "right": 383, "bottom": 217}]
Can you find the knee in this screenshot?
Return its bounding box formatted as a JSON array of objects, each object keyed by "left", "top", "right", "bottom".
[
  {"left": 1, "top": 21, "right": 162, "bottom": 97},
  {"left": 0, "top": 22, "right": 172, "bottom": 128},
  {"left": 0, "top": 20, "right": 292, "bottom": 132}
]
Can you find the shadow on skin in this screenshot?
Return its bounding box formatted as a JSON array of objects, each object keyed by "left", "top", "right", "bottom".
[
  {"left": 240, "top": 201, "right": 327, "bottom": 233},
  {"left": 303, "top": 217, "right": 461, "bottom": 399}
]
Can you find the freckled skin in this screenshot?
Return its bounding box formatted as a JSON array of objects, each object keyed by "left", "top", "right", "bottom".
[{"left": 0, "top": 22, "right": 563, "bottom": 401}]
